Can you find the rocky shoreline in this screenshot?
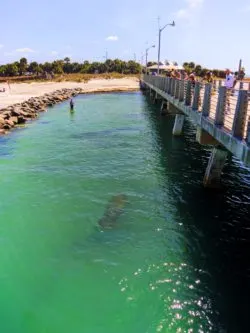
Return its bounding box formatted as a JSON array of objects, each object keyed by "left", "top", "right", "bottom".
[{"left": 0, "top": 86, "right": 138, "bottom": 135}]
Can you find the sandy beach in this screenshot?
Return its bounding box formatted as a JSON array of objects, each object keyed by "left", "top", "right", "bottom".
[{"left": 0, "top": 78, "right": 139, "bottom": 109}]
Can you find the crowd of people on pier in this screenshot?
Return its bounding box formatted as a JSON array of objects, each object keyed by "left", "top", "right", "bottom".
[{"left": 149, "top": 68, "right": 241, "bottom": 114}]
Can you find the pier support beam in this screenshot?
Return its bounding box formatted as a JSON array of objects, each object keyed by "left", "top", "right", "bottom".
[
  {"left": 160, "top": 100, "right": 169, "bottom": 115},
  {"left": 172, "top": 114, "right": 185, "bottom": 136},
  {"left": 203, "top": 147, "right": 228, "bottom": 188},
  {"left": 196, "top": 127, "right": 218, "bottom": 145}
]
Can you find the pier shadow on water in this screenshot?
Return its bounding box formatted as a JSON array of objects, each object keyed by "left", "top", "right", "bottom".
[{"left": 143, "top": 96, "right": 250, "bottom": 332}]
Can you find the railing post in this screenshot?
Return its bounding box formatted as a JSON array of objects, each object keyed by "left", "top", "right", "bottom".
[
  {"left": 168, "top": 78, "right": 172, "bottom": 95},
  {"left": 179, "top": 80, "right": 184, "bottom": 102},
  {"left": 192, "top": 82, "right": 201, "bottom": 110},
  {"left": 218, "top": 80, "right": 222, "bottom": 88},
  {"left": 213, "top": 80, "right": 217, "bottom": 92},
  {"left": 164, "top": 77, "right": 168, "bottom": 93},
  {"left": 162, "top": 78, "right": 166, "bottom": 92},
  {"left": 174, "top": 80, "right": 180, "bottom": 99},
  {"left": 185, "top": 81, "right": 192, "bottom": 106},
  {"left": 232, "top": 90, "right": 248, "bottom": 139},
  {"left": 246, "top": 116, "right": 250, "bottom": 145},
  {"left": 215, "top": 86, "right": 227, "bottom": 126},
  {"left": 171, "top": 79, "right": 175, "bottom": 96},
  {"left": 202, "top": 83, "right": 212, "bottom": 117},
  {"left": 162, "top": 77, "right": 165, "bottom": 91},
  {"left": 155, "top": 77, "right": 159, "bottom": 89},
  {"left": 239, "top": 81, "right": 244, "bottom": 90},
  {"left": 165, "top": 77, "right": 168, "bottom": 92}
]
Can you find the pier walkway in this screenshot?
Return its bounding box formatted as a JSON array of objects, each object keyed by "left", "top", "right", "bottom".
[{"left": 141, "top": 75, "right": 250, "bottom": 187}]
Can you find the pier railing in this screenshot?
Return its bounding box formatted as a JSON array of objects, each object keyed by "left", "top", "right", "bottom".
[{"left": 143, "top": 75, "right": 250, "bottom": 145}]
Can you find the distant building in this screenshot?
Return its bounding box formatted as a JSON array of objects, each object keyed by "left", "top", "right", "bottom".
[{"left": 147, "top": 60, "right": 184, "bottom": 74}]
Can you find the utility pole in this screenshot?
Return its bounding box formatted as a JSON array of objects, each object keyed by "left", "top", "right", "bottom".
[
  {"left": 145, "top": 44, "right": 155, "bottom": 74},
  {"left": 157, "top": 17, "right": 175, "bottom": 75},
  {"left": 238, "top": 59, "right": 242, "bottom": 76}
]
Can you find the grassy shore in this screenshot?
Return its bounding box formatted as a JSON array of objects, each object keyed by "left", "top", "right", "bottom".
[{"left": 0, "top": 73, "right": 140, "bottom": 84}]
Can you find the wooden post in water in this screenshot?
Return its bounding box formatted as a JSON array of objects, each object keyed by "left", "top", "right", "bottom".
[
  {"left": 202, "top": 83, "right": 212, "bottom": 117},
  {"left": 192, "top": 82, "right": 201, "bottom": 111},
  {"left": 215, "top": 86, "right": 227, "bottom": 126},
  {"left": 179, "top": 80, "right": 184, "bottom": 102},
  {"left": 185, "top": 81, "right": 192, "bottom": 106},
  {"left": 232, "top": 90, "right": 248, "bottom": 139}
]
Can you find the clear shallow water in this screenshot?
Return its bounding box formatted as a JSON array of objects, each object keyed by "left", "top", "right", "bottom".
[{"left": 0, "top": 92, "right": 249, "bottom": 333}]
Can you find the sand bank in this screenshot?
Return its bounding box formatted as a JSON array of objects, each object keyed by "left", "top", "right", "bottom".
[{"left": 0, "top": 78, "right": 139, "bottom": 109}]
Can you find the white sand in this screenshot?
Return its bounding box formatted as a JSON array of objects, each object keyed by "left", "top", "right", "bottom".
[{"left": 0, "top": 78, "right": 139, "bottom": 109}]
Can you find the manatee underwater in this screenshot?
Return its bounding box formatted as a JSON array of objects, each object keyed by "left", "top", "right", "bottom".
[
  {"left": 70, "top": 194, "right": 129, "bottom": 260},
  {"left": 98, "top": 194, "right": 128, "bottom": 230}
]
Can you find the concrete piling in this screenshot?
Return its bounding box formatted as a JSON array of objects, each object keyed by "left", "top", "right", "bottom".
[
  {"left": 172, "top": 114, "right": 185, "bottom": 136},
  {"left": 203, "top": 147, "right": 228, "bottom": 188}
]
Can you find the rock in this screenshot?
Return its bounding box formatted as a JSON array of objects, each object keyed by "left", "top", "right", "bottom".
[
  {"left": 17, "top": 116, "right": 26, "bottom": 124},
  {"left": 0, "top": 129, "right": 6, "bottom": 135},
  {"left": 11, "top": 108, "right": 22, "bottom": 117},
  {"left": 1, "top": 111, "right": 12, "bottom": 119},
  {"left": 10, "top": 116, "right": 18, "bottom": 124},
  {"left": 5, "top": 119, "right": 15, "bottom": 127},
  {"left": 0, "top": 116, "right": 5, "bottom": 125}
]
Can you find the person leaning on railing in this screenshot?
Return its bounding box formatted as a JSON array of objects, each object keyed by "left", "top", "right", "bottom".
[
  {"left": 225, "top": 69, "right": 237, "bottom": 114},
  {"left": 203, "top": 71, "right": 216, "bottom": 95}
]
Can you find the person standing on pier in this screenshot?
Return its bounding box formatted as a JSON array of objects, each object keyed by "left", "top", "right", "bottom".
[{"left": 225, "top": 69, "right": 237, "bottom": 114}]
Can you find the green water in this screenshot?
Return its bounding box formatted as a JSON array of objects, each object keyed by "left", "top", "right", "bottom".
[{"left": 0, "top": 92, "right": 249, "bottom": 332}]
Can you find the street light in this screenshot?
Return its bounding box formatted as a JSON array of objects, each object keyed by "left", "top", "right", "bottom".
[
  {"left": 157, "top": 20, "right": 175, "bottom": 75},
  {"left": 145, "top": 44, "right": 155, "bottom": 74}
]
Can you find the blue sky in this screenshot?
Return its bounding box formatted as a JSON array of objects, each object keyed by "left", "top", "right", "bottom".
[{"left": 1, "top": 0, "right": 250, "bottom": 71}]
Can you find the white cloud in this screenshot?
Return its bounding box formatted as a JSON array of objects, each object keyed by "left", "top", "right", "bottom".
[
  {"left": 51, "top": 51, "right": 58, "bottom": 55},
  {"left": 106, "top": 35, "right": 119, "bottom": 41},
  {"left": 0, "top": 44, "right": 4, "bottom": 49},
  {"left": 16, "top": 47, "right": 35, "bottom": 53},
  {"left": 175, "top": 0, "right": 204, "bottom": 20}
]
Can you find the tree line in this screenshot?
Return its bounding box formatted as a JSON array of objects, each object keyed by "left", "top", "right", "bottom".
[
  {"left": 0, "top": 57, "right": 141, "bottom": 76},
  {"left": 0, "top": 58, "right": 241, "bottom": 78},
  {"left": 147, "top": 61, "right": 244, "bottom": 78},
  {"left": 182, "top": 62, "right": 227, "bottom": 78}
]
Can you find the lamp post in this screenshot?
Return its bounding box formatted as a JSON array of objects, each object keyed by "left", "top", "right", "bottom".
[
  {"left": 145, "top": 44, "right": 155, "bottom": 74},
  {"left": 157, "top": 20, "right": 175, "bottom": 75}
]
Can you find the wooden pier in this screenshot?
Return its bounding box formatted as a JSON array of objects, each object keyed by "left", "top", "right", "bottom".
[{"left": 141, "top": 75, "right": 250, "bottom": 187}]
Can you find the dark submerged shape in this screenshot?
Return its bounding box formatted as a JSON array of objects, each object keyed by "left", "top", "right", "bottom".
[{"left": 98, "top": 194, "right": 128, "bottom": 229}]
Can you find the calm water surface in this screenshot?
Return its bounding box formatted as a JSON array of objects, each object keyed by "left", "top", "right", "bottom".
[{"left": 0, "top": 92, "right": 249, "bottom": 333}]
